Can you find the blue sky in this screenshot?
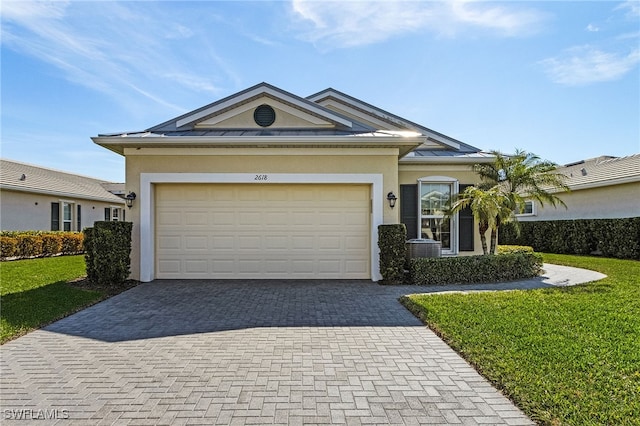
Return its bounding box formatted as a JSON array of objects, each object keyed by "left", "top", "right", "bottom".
[{"left": 2, "top": 0, "right": 639, "bottom": 182}]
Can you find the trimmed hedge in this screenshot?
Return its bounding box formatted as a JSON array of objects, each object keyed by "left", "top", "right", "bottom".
[
  {"left": 84, "top": 221, "right": 133, "bottom": 285},
  {"left": 0, "top": 231, "right": 84, "bottom": 259},
  {"left": 378, "top": 224, "right": 407, "bottom": 284},
  {"left": 499, "top": 218, "right": 640, "bottom": 260},
  {"left": 408, "top": 252, "right": 543, "bottom": 286},
  {"left": 497, "top": 245, "right": 534, "bottom": 254}
]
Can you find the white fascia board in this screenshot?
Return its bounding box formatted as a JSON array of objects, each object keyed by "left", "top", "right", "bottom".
[
  {"left": 176, "top": 86, "right": 352, "bottom": 128},
  {"left": 92, "top": 135, "right": 424, "bottom": 155},
  {"left": 139, "top": 173, "right": 384, "bottom": 283}
]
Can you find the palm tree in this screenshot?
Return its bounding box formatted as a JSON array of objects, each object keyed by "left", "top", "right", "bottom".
[
  {"left": 473, "top": 149, "right": 570, "bottom": 212},
  {"left": 449, "top": 185, "right": 513, "bottom": 255},
  {"left": 473, "top": 150, "right": 570, "bottom": 251}
]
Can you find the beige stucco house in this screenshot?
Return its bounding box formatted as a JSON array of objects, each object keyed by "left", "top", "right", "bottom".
[
  {"left": 0, "top": 159, "right": 126, "bottom": 232},
  {"left": 93, "top": 83, "right": 493, "bottom": 282},
  {"left": 517, "top": 154, "right": 640, "bottom": 222}
]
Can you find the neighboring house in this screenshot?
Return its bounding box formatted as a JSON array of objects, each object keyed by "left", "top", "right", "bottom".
[
  {"left": 93, "top": 82, "right": 494, "bottom": 282},
  {"left": 0, "top": 159, "right": 127, "bottom": 232},
  {"left": 517, "top": 154, "right": 640, "bottom": 222}
]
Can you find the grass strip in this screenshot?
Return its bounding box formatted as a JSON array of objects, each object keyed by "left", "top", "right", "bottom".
[
  {"left": 1, "top": 256, "right": 100, "bottom": 343},
  {"left": 401, "top": 254, "right": 640, "bottom": 425}
]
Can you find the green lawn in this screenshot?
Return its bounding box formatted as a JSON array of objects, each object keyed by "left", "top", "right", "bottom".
[
  {"left": 401, "top": 254, "right": 640, "bottom": 426},
  {"left": 0, "top": 255, "right": 102, "bottom": 343}
]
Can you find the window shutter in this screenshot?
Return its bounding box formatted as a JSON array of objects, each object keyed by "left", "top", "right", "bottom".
[
  {"left": 51, "top": 202, "right": 60, "bottom": 231},
  {"left": 77, "top": 205, "right": 82, "bottom": 231},
  {"left": 458, "top": 184, "right": 475, "bottom": 251},
  {"left": 400, "top": 184, "right": 418, "bottom": 240},
  {"left": 105, "top": 207, "right": 110, "bottom": 221}
]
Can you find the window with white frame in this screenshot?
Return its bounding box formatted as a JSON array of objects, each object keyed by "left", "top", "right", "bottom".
[
  {"left": 52, "top": 201, "right": 80, "bottom": 231},
  {"left": 104, "top": 206, "right": 123, "bottom": 221},
  {"left": 419, "top": 177, "right": 459, "bottom": 254},
  {"left": 62, "top": 202, "right": 73, "bottom": 231},
  {"left": 516, "top": 200, "right": 535, "bottom": 216}
]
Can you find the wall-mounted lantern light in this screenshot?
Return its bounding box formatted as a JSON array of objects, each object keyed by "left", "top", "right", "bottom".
[
  {"left": 125, "top": 192, "right": 136, "bottom": 209},
  {"left": 387, "top": 191, "right": 397, "bottom": 208}
]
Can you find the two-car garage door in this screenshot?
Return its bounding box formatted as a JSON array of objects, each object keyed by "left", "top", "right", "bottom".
[{"left": 155, "top": 183, "right": 371, "bottom": 279}]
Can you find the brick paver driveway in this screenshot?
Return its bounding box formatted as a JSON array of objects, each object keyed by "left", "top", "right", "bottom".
[{"left": 1, "top": 280, "right": 533, "bottom": 425}]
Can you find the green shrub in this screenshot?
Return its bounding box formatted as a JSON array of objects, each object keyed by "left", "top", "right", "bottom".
[
  {"left": 0, "top": 236, "right": 19, "bottom": 258},
  {"left": 409, "top": 252, "right": 543, "bottom": 286},
  {"left": 40, "top": 234, "right": 63, "bottom": 256},
  {"left": 17, "top": 235, "right": 43, "bottom": 258},
  {"left": 84, "top": 222, "right": 132, "bottom": 285},
  {"left": 497, "top": 245, "right": 534, "bottom": 254},
  {"left": 499, "top": 218, "right": 640, "bottom": 260},
  {"left": 61, "top": 233, "right": 84, "bottom": 254},
  {"left": 0, "top": 231, "right": 84, "bottom": 259},
  {"left": 378, "top": 224, "right": 407, "bottom": 284}
]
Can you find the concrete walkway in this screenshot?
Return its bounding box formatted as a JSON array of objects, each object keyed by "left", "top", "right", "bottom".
[{"left": 0, "top": 264, "right": 604, "bottom": 425}]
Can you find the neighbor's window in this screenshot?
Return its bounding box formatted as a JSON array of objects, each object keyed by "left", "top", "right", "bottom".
[
  {"left": 516, "top": 200, "right": 535, "bottom": 216},
  {"left": 52, "top": 201, "right": 78, "bottom": 231},
  {"left": 63, "top": 202, "right": 72, "bottom": 231},
  {"left": 105, "top": 207, "right": 122, "bottom": 221},
  {"left": 419, "top": 178, "right": 458, "bottom": 254}
]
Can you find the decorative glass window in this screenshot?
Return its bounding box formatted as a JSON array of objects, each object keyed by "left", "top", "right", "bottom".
[{"left": 419, "top": 177, "right": 459, "bottom": 254}]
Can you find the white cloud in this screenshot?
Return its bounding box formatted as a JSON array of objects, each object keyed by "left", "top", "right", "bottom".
[
  {"left": 586, "top": 23, "right": 599, "bottom": 32},
  {"left": 291, "top": 0, "right": 547, "bottom": 48},
  {"left": 615, "top": 0, "right": 640, "bottom": 19},
  {"left": 449, "top": 1, "right": 545, "bottom": 36},
  {"left": 539, "top": 46, "right": 640, "bottom": 86},
  {"left": 0, "top": 1, "right": 225, "bottom": 114}
]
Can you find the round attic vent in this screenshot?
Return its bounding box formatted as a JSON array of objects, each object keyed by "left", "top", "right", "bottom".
[{"left": 254, "top": 104, "right": 276, "bottom": 127}]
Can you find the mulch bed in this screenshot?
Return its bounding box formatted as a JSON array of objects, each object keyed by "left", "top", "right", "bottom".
[{"left": 69, "top": 277, "right": 140, "bottom": 297}]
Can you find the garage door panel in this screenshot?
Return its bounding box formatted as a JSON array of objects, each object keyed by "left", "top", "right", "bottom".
[
  {"left": 158, "top": 211, "right": 182, "bottom": 226},
  {"left": 185, "top": 236, "right": 207, "bottom": 250},
  {"left": 185, "top": 212, "right": 207, "bottom": 225},
  {"left": 155, "top": 184, "right": 370, "bottom": 279},
  {"left": 211, "top": 212, "right": 235, "bottom": 226},
  {"left": 185, "top": 260, "right": 208, "bottom": 273}
]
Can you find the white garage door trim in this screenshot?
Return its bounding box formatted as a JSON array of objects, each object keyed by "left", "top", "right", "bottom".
[{"left": 140, "top": 173, "right": 384, "bottom": 282}]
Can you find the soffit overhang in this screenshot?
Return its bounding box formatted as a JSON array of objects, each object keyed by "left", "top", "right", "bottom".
[{"left": 92, "top": 134, "right": 424, "bottom": 157}]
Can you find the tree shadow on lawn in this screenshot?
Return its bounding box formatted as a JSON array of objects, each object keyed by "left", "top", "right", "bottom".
[{"left": 1, "top": 281, "right": 103, "bottom": 343}]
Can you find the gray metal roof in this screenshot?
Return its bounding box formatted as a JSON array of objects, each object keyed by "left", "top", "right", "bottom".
[
  {"left": 307, "top": 87, "right": 481, "bottom": 153},
  {"left": 0, "top": 159, "right": 125, "bottom": 203},
  {"left": 96, "top": 83, "right": 482, "bottom": 158},
  {"left": 107, "top": 127, "right": 399, "bottom": 138}
]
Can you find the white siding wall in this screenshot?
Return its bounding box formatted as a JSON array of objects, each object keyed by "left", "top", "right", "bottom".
[
  {"left": 519, "top": 182, "right": 640, "bottom": 221},
  {"left": 0, "top": 190, "right": 125, "bottom": 231}
]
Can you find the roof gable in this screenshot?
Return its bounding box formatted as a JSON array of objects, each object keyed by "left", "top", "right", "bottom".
[
  {"left": 307, "top": 88, "right": 480, "bottom": 153},
  {"left": 94, "top": 82, "right": 482, "bottom": 159},
  {"left": 149, "top": 82, "right": 354, "bottom": 132}
]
